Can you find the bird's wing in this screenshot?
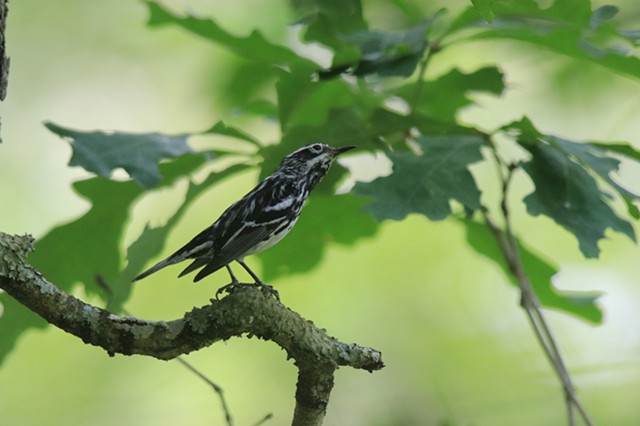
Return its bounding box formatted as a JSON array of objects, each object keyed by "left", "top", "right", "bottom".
[
  {"left": 178, "top": 258, "right": 209, "bottom": 278},
  {"left": 193, "top": 224, "right": 272, "bottom": 282}
]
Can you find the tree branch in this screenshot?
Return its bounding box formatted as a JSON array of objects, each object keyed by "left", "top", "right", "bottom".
[
  {"left": 0, "top": 232, "right": 384, "bottom": 425},
  {"left": 0, "top": 0, "right": 8, "bottom": 102}
]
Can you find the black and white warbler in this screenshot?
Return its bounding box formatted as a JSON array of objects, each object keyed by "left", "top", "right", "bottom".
[{"left": 134, "top": 143, "right": 356, "bottom": 298}]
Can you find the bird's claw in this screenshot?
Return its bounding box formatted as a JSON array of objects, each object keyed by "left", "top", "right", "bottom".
[
  {"left": 254, "top": 281, "right": 280, "bottom": 301},
  {"left": 213, "top": 281, "right": 280, "bottom": 301}
]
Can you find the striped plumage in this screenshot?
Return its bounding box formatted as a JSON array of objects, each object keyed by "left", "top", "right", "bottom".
[{"left": 134, "top": 143, "right": 355, "bottom": 288}]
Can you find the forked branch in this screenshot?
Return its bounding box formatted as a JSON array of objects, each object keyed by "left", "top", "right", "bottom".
[{"left": 0, "top": 232, "right": 384, "bottom": 426}]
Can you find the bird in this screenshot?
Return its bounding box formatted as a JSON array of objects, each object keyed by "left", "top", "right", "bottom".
[{"left": 133, "top": 143, "right": 356, "bottom": 298}]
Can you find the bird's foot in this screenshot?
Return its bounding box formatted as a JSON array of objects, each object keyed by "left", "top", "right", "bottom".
[
  {"left": 252, "top": 281, "right": 280, "bottom": 301},
  {"left": 214, "top": 280, "right": 240, "bottom": 300},
  {"left": 213, "top": 280, "right": 280, "bottom": 301}
]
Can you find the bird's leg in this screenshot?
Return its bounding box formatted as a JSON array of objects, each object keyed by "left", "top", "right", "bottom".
[
  {"left": 214, "top": 265, "right": 241, "bottom": 300},
  {"left": 237, "top": 259, "right": 280, "bottom": 300},
  {"left": 225, "top": 264, "right": 239, "bottom": 284}
]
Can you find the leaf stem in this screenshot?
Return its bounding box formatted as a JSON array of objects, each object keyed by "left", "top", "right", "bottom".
[{"left": 409, "top": 43, "right": 435, "bottom": 113}]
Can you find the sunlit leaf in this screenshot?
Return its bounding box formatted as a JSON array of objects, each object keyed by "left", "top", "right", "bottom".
[
  {"left": 395, "top": 66, "right": 505, "bottom": 121},
  {"left": 470, "top": 0, "right": 500, "bottom": 23},
  {"left": 276, "top": 71, "right": 357, "bottom": 130},
  {"left": 447, "top": 0, "right": 640, "bottom": 81},
  {"left": 146, "top": 2, "right": 316, "bottom": 70},
  {"left": 0, "top": 155, "right": 208, "bottom": 366},
  {"left": 462, "top": 219, "right": 602, "bottom": 323}
]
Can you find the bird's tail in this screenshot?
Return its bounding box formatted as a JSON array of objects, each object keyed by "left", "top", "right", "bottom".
[{"left": 133, "top": 258, "right": 175, "bottom": 282}]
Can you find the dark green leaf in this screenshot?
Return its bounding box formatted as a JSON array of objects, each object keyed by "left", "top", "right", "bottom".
[
  {"left": 520, "top": 142, "right": 635, "bottom": 258},
  {"left": 592, "top": 142, "right": 640, "bottom": 163},
  {"left": 503, "top": 118, "right": 638, "bottom": 256},
  {"left": 258, "top": 193, "right": 378, "bottom": 280},
  {"left": 462, "top": 219, "right": 602, "bottom": 323},
  {"left": 295, "top": 0, "right": 367, "bottom": 50},
  {"left": 320, "top": 22, "right": 430, "bottom": 78},
  {"left": 589, "top": 5, "right": 619, "bottom": 30},
  {"left": 146, "top": 2, "right": 316, "bottom": 70},
  {"left": 45, "top": 122, "right": 194, "bottom": 189},
  {"left": 553, "top": 137, "right": 640, "bottom": 219},
  {"left": 353, "top": 134, "right": 485, "bottom": 221}
]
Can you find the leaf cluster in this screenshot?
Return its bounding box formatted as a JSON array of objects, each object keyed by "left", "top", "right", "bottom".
[{"left": 3, "top": 0, "right": 640, "bottom": 366}]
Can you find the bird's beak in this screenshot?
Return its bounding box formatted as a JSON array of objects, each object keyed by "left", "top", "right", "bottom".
[{"left": 333, "top": 145, "right": 357, "bottom": 157}]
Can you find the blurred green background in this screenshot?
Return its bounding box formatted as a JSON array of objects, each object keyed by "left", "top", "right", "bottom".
[{"left": 2, "top": 1, "right": 640, "bottom": 425}]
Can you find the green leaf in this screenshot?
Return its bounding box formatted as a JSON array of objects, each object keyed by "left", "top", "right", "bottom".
[
  {"left": 0, "top": 296, "right": 48, "bottom": 366},
  {"left": 470, "top": 0, "right": 500, "bottom": 23},
  {"left": 45, "top": 122, "right": 195, "bottom": 189},
  {"left": 320, "top": 21, "right": 430, "bottom": 78},
  {"left": 32, "top": 154, "right": 207, "bottom": 296},
  {"left": 589, "top": 5, "right": 619, "bottom": 30},
  {"left": 0, "top": 154, "right": 208, "bottom": 366},
  {"left": 146, "top": 2, "right": 316, "bottom": 70},
  {"left": 205, "top": 121, "right": 262, "bottom": 147},
  {"left": 395, "top": 66, "right": 505, "bottom": 121},
  {"left": 520, "top": 142, "right": 635, "bottom": 258},
  {"left": 296, "top": 0, "right": 367, "bottom": 50},
  {"left": 217, "top": 60, "right": 279, "bottom": 112},
  {"left": 258, "top": 193, "right": 378, "bottom": 280},
  {"left": 447, "top": 0, "right": 640, "bottom": 81},
  {"left": 462, "top": 219, "right": 602, "bottom": 323},
  {"left": 276, "top": 70, "right": 360, "bottom": 131},
  {"left": 552, "top": 138, "right": 640, "bottom": 219},
  {"left": 353, "top": 134, "right": 485, "bottom": 221},
  {"left": 504, "top": 118, "right": 638, "bottom": 257}
]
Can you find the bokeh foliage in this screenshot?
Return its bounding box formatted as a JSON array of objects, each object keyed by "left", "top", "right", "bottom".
[{"left": 2, "top": 0, "right": 640, "bottom": 376}]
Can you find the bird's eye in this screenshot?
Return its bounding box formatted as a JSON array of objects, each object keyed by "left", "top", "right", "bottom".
[{"left": 309, "top": 143, "right": 323, "bottom": 154}]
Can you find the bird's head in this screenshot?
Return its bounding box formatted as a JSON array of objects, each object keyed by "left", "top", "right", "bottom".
[{"left": 277, "top": 143, "right": 356, "bottom": 189}]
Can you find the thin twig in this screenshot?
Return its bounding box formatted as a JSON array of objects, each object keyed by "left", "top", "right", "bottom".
[
  {"left": 251, "top": 413, "right": 274, "bottom": 426},
  {"left": 96, "top": 275, "right": 234, "bottom": 426},
  {"left": 483, "top": 151, "right": 596, "bottom": 426},
  {"left": 176, "top": 357, "right": 234, "bottom": 426}
]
